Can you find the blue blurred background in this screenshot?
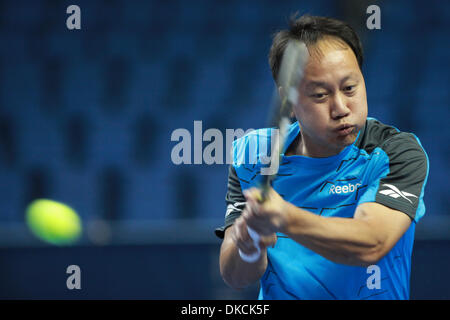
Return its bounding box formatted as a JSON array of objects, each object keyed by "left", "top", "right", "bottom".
[{"left": 0, "top": 0, "right": 449, "bottom": 299}]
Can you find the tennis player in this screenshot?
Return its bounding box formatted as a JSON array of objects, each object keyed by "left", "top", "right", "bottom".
[{"left": 215, "top": 14, "right": 429, "bottom": 300}]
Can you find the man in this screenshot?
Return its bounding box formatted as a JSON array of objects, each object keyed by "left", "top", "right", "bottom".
[{"left": 215, "top": 15, "right": 429, "bottom": 300}]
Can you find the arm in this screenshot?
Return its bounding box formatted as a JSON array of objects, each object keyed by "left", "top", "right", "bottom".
[
  {"left": 219, "top": 225, "right": 266, "bottom": 290},
  {"left": 243, "top": 188, "right": 412, "bottom": 267},
  {"left": 218, "top": 165, "right": 276, "bottom": 290},
  {"left": 281, "top": 200, "right": 411, "bottom": 266},
  {"left": 220, "top": 214, "right": 277, "bottom": 290},
  {"left": 240, "top": 131, "right": 427, "bottom": 267}
]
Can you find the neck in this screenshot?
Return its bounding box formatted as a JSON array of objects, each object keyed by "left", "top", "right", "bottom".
[{"left": 287, "top": 132, "right": 343, "bottom": 158}]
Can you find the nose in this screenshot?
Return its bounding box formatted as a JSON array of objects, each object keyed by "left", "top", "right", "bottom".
[{"left": 330, "top": 93, "right": 350, "bottom": 120}]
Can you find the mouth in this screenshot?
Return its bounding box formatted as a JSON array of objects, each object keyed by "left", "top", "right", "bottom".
[{"left": 335, "top": 124, "right": 355, "bottom": 136}]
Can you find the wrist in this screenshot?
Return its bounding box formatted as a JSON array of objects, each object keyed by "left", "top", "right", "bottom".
[{"left": 278, "top": 200, "right": 294, "bottom": 234}]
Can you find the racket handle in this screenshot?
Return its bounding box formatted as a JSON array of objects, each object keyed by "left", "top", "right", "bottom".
[{"left": 238, "top": 227, "right": 261, "bottom": 263}]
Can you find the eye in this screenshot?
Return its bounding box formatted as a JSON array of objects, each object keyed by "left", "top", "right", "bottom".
[
  {"left": 311, "top": 93, "right": 327, "bottom": 99},
  {"left": 344, "top": 85, "right": 355, "bottom": 92}
]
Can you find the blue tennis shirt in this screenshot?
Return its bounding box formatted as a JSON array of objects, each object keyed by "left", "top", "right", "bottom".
[{"left": 215, "top": 118, "right": 429, "bottom": 300}]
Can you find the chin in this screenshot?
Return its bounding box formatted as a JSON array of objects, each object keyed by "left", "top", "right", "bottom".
[{"left": 335, "top": 131, "right": 358, "bottom": 147}]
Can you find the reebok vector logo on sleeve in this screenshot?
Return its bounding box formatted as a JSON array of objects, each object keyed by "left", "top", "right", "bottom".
[
  {"left": 378, "top": 184, "right": 418, "bottom": 204},
  {"left": 225, "top": 202, "right": 246, "bottom": 217}
]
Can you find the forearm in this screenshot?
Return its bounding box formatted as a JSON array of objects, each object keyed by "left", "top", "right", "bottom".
[
  {"left": 219, "top": 234, "right": 267, "bottom": 289},
  {"left": 280, "top": 203, "right": 384, "bottom": 266}
]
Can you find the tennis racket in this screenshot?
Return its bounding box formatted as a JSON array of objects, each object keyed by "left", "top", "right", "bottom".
[{"left": 239, "top": 40, "right": 308, "bottom": 263}]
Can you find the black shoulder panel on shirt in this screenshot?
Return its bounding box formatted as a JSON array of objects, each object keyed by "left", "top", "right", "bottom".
[
  {"left": 355, "top": 118, "right": 400, "bottom": 154},
  {"left": 375, "top": 132, "right": 428, "bottom": 220},
  {"left": 214, "top": 165, "right": 246, "bottom": 239},
  {"left": 356, "top": 119, "right": 428, "bottom": 220}
]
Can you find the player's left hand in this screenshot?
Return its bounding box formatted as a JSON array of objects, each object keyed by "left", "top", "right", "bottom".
[{"left": 242, "top": 187, "right": 289, "bottom": 236}]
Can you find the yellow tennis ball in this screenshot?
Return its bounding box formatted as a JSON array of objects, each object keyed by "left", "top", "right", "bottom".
[{"left": 26, "top": 199, "right": 82, "bottom": 245}]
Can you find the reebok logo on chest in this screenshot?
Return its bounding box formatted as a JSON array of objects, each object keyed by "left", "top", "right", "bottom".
[{"left": 329, "top": 183, "right": 362, "bottom": 194}]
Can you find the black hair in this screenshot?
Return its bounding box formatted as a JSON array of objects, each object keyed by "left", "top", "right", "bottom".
[{"left": 269, "top": 13, "right": 364, "bottom": 82}]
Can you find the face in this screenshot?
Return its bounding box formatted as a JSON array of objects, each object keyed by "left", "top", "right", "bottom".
[{"left": 290, "top": 37, "right": 368, "bottom": 157}]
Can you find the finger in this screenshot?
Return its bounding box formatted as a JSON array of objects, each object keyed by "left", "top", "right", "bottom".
[
  {"left": 248, "top": 200, "right": 262, "bottom": 220},
  {"left": 243, "top": 188, "right": 259, "bottom": 202},
  {"left": 243, "top": 209, "right": 269, "bottom": 237},
  {"left": 234, "top": 218, "right": 250, "bottom": 241},
  {"left": 244, "top": 193, "right": 258, "bottom": 211},
  {"left": 237, "top": 239, "right": 259, "bottom": 255},
  {"left": 232, "top": 220, "right": 258, "bottom": 253},
  {"left": 250, "top": 187, "right": 263, "bottom": 200},
  {"left": 241, "top": 206, "right": 253, "bottom": 224},
  {"left": 259, "top": 233, "right": 278, "bottom": 249},
  {"left": 243, "top": 198, "right": 260, "bottom": 220},
  {"left": 253, "top": 188, "right": 263, "bottom": 203}
]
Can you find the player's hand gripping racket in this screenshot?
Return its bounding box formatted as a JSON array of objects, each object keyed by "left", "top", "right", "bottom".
[{"left": 239, "top": 40, "right": 308, "bottom": 263}]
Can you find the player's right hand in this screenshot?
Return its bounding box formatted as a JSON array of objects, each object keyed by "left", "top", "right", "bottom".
[{"left": 230, "top": 215, "right": 277, "bottom": 257}]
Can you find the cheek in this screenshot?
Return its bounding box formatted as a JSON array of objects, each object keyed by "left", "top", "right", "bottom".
[
  {"left": 294, "top": 103, "right": 329, "bottom": 131},
  {"left": 350, "top": 93, "right": 368, "bottom": 122},
  {"left": 355, "top": 84, "right": 368, "bottom": 114}
]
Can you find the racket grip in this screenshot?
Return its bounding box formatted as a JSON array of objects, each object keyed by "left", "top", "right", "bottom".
[{"left": 238, "top": 227, "right": 261, "bottom": 263}]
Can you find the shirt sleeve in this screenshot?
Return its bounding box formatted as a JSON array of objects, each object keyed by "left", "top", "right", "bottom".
[
  {"left": 359, "top": 132, "right": 429, "bottom": 222},
  {"left": 214, "top": 165, "right": 246, "bottom": 239}
]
